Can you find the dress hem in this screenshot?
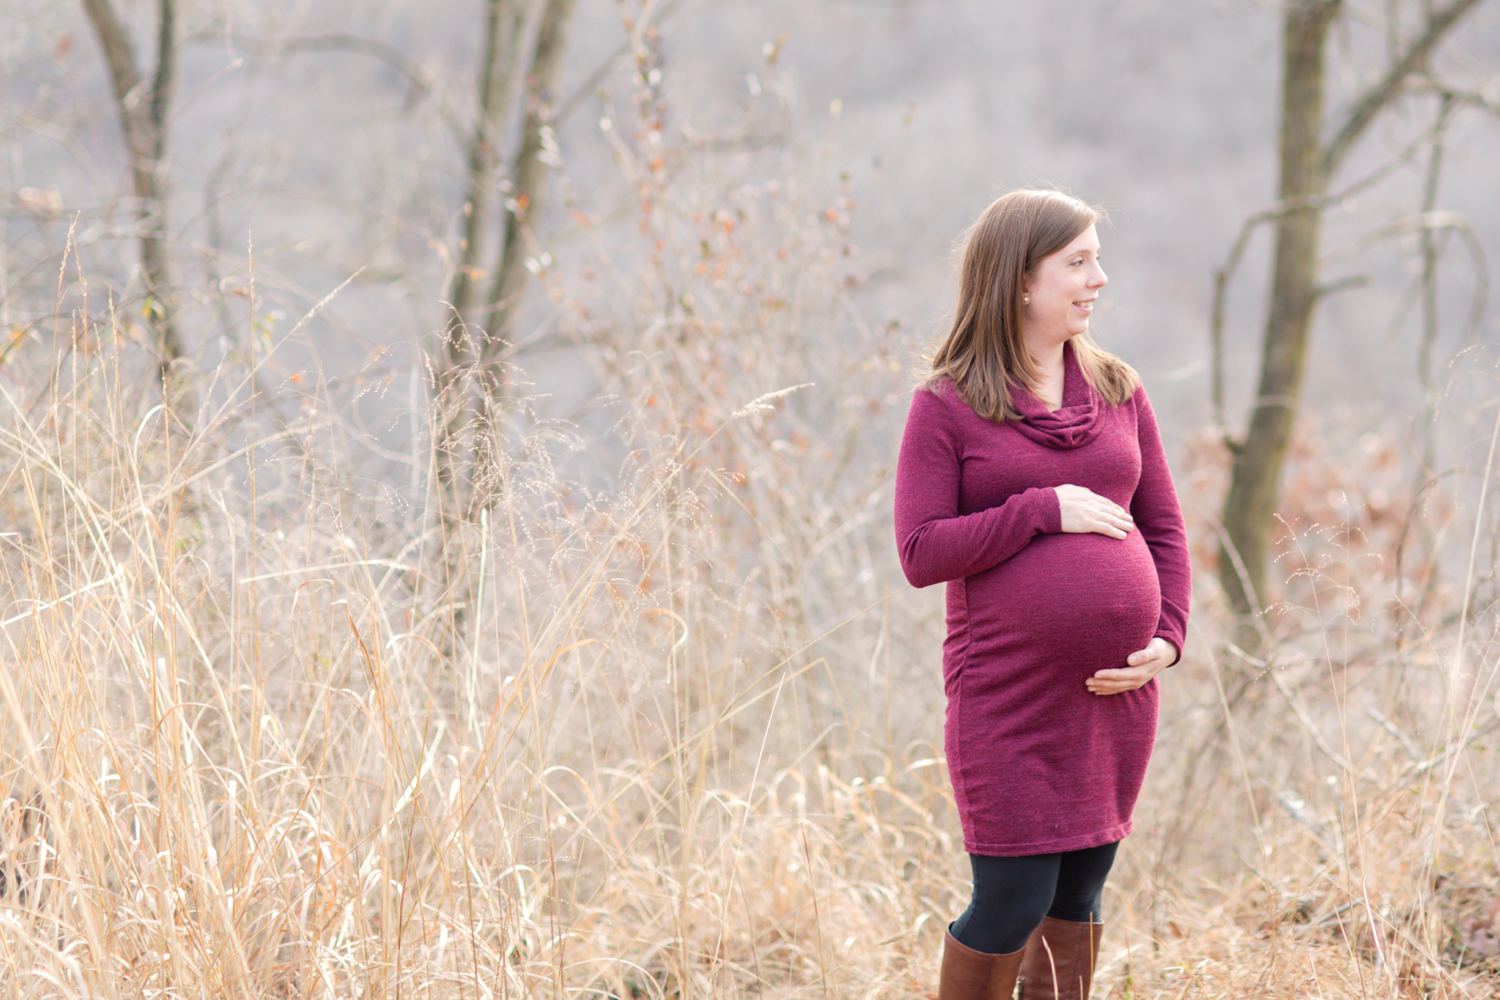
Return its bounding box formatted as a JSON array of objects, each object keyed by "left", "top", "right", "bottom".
[{"left": 963, "top": 820, "right": 1132, "bottom": 858}]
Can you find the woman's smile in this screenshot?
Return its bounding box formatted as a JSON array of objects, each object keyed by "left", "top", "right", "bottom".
[{"left": 1023, "top": 223, "right": 1108, "bottom": 347}]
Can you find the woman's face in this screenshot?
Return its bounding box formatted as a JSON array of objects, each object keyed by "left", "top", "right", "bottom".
[{"left": 1020, "top": 224, "right": 1108, "bottom": 352}]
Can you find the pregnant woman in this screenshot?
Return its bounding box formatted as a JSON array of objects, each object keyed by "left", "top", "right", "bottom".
[{"left": 894, "top": 189, "right": 1191, "bottom": 999}]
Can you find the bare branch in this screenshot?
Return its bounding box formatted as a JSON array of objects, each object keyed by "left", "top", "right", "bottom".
[
  {"left": 80, "top": 0, "right": 186, "bottom": 373},
  {"left": 480, "top": 0, "right": 578, "bottom": 349},
  {"left": 1411, "top": 76, "right": 1500, "bottom": 119},
  {"left": 554, "top": 0, "right": 690, "bottom": 127},
  {"left": 236, "top": 33, "right": 469, "bottom": 141},
  {"left": 1355, "top": 211, "right": 1490, "bottom": 346},
  {"left": 1418, "top": 95, "right": 1454, "bottom": 397},
  {"left": 468, "top": 0, "right": 578, "bottom": 512},
  {"left": 276, "top": 33, "right": 432, "bottom": 98},
  {"left": 1210, "top": 210, "right": 1275, "bottom": 446},
  {"left": 556, "top": 37, "right": 628, "bottom": 127},
  {"left": 1210, "top": 102, "right": 1456, "bottom": 445},
  {"left": 1324, "top": 0, "right": 1486, "bottom": 174},
  {"left": 149, "top": 0, "right": 174, "bottom": 152},
  {"left": 446, "top": 0, "right": 526, "bottom": 337},
  {"left": 435, "top": 0, "right": 528, "bottom": 529},
  {"left": 80, "top": 0, "right": 143, "bottom": 116},
  {"left": 1311, "top": 273, "right": 1369, "bottom": 297}
]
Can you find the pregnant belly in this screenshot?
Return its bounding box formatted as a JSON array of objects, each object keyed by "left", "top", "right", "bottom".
[{"left": 963, "top": 529, "right": 1162, "bottom": 675}]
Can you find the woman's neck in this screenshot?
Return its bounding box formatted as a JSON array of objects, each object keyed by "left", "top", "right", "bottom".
[
  {"left": 1029, "top": 341, "right": 1065, "bottom": 376},
  {"left": 1026, "top": 338, "right": 1067, "bottom": 410}
]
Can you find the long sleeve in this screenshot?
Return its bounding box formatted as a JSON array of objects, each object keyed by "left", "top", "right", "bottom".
[
  {"left": 1128, "top": 386, "right": 1192, "bottom": 663},
  {"left": 894, "top": 387, "right": 1061, "bottom": 589}
]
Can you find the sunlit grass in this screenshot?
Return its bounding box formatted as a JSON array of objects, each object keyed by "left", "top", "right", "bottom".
[{"left": 2, "top": 230, "right": 1498, "bottom": 998}]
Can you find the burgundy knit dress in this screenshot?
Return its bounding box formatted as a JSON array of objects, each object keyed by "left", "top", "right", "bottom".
[{"left": 894, "top": 340, "right": 1191, "bottom": 856}]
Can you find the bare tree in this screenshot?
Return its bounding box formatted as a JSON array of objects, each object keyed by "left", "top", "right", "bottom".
[
  {"left": 478, "top": 0, "right": 577, "bottom": 375},
  {"left": 448, "top": 1, "right": 529, "bottom": 333},
  {"left": 424, "top": 0, "right": 578, "bottom": 652},
  {"left": 431, "top": 0, "right": 577, "bottom": 520},
  {"left": 1213, "top": 0, "right": 1487, "bottom": 627},
  {"left": 81, "top": 0, "right": 186, "bottom": 375},
  {"left": 467, "top": 0, "right": 579, "bottom": 506},
  {"left": 435, "top": 0, "right": 530, "bottom": 525}
]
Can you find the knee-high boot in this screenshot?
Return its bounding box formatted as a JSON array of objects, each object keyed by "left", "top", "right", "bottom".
[
  {"left": 938, "top": 927, "right": 1025, "bottom": 1000},
  {"left": 1017, "top": 917, "right": 1102, "bottom": 999}
]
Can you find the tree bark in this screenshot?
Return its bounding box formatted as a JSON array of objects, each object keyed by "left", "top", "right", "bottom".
[
  {"left": 1218, "top": 1, "right": 1339, "bottom": 619},
  {"left": 1217, "top": 0, "right": 1486, "bottom": 626},
  {"left": 81, "top": 0, "right": 186, "bottom": 374},
  {"left": 468, "top": 0, "right": 577, "bottom": 510},
  {"left": 445, "top": 0, "right": 526, "bottom": 336},
  {"left": 435, "top": 0, "right": 526, "bottom": 520},
  {"left": 479, "top": 0, "right": 577, "bottom": 382}
]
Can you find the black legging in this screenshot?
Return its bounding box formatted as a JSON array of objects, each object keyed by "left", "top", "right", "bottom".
[{"left": 949, "top": 841, "right": 1118, "bottom": 955}]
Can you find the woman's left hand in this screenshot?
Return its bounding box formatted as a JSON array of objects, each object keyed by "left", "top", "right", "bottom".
[{"left": 1086, "top": 637, "right": 1176, "bottom": 696}]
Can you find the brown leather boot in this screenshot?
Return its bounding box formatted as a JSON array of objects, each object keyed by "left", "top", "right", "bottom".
[
  {"left": 938, "top": 927, "right": 1025, "bottom": 1000},
  {"left": 1017, "top": 917, "right": 1102, "bottom": 999}
]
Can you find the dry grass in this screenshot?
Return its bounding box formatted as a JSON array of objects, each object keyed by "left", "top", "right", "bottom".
[
  {"left": 2, "top": 252, "right": 1498, "bottom": 1000},
  {"left": 2, "top": 51, "right": 1499, "bottom": 1000}
]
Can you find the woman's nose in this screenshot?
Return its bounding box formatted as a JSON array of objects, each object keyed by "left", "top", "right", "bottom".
[{"left": 1091, "top": 265, "right": 1108, "bottom": 288}]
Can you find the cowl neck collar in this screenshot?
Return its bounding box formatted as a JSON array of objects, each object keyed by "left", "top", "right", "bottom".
[{"left": 1009, "top": 339, "right": 1104, "bottom": 450}]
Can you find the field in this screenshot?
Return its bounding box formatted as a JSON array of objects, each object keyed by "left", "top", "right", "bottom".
[
  {"left": 3, "top": 6, "right": 1500, "bottom": 986},
  {"left": 2, "top": 207, "right": 1500, "bottom": 1000}
]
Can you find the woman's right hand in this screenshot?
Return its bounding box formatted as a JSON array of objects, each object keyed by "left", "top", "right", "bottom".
[{"left": 1055, "top": 484, "right": 1134, "bottom": 539}]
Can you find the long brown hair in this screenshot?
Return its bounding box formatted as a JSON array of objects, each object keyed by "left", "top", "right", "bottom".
[{"left": 927, "top": 189, "right": 1138, "bottom": 421}]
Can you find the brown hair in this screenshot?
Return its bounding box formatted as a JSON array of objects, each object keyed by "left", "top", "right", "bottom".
[{"left": 926, "top": 189, "right": 1138, "bottom": 421}]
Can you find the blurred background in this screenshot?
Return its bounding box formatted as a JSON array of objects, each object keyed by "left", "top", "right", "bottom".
[
  {"left": 9, "top": 1, "right": 1497, "bottom": 437},
  {"left": 2, "top": 1, "right": 1500, "bottom": 997}
]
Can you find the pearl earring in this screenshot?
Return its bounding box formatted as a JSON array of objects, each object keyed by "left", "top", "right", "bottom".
[{"left": 1023, "top": 294, "right": 1030, "bottom": 305}]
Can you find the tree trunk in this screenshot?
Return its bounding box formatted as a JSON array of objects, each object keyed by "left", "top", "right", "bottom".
[
  {"left": 479, "top": 0, "right": 577, "bottom": 379},
  {"left": 435, "top": 0, "right": 525, "bottom": 522},
  {"left": 445, "top": 0, "right": 525, "bottom": 336},
  {"left": 1216, "top": 0, "right": 1486, "bottom": 630},
  {"left": 81, "top": 0, "right": 186, "bottom": 377},
  {"left": 1218, "top": 0, "right": 1339, "bottom": 621},
  {"left": 469, "top": 0, "right": 577, "bottom": 509}
]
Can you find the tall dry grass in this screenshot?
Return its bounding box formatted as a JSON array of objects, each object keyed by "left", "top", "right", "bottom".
[
  {"left": 3, "top": 36, "right": 1500, "bottom": 1000},
  {"left": 0, "top": 180, "right": 956, "bottom": 998}
]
